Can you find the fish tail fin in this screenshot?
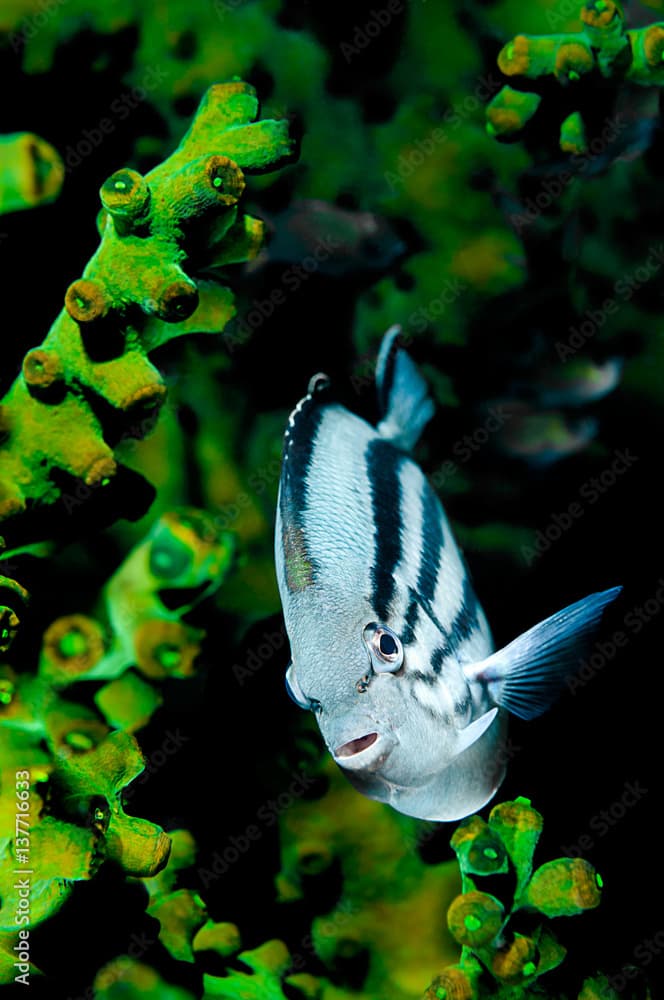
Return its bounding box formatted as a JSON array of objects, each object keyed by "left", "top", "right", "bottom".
[
  {"left": 463, "top": 587, "right": 622, "bottom": 720},
  {"left": 375, "top": 325, "right": 435, "bottom": 451}
]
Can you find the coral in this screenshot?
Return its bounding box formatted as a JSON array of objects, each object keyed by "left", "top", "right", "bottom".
[
  {"left": 277, "top": 742, "right": 460, "bottom": 1000},
  {"left": 2, "top": 0, "right": 529, "bottom": 352},
  {"left": 0, "top": 728, "right": 170, "bottom": 982},
  {"left": 0, "top": 133, "right": 64, "bottom": 215},
  {"left": 424, "top": 797, "right": 607, "bottom": 997},
  {"left": 130, "top": 829, "right": 327, "bottom": 997},
  {"left": 0, "top": 504, "right": 236, "bottom": 984},
  {"left": 0, "top": 5, "right": 657, "bottom": 999},
  {"left": 0, "top": 573, "right": 29, "bottom": 655},
  {"left": 134, "top": 828, "right": 208, "bottom": 963},
  {"left": 39, "top": 508, "right": 234, "bottom": 707},
  {"left": 94, "top": 959, "right": 196, "bottom": 1000},
  {"left": 0, "top": 81, "right": 294, "bottom": 552},
  {"left": 487, "top": 2, "right": 664, "bottom": 150},
  {"left": 92, "top": 940, "right": 326, "bottom": 1000},
  {"left": 203, "top": 939, "right": 316, "bottom": 999}
]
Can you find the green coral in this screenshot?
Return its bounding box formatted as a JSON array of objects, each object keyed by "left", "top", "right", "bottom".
[
  {"left": 39, "top": 508, "right": 234, "bottom": 706},
  {"left": 0, "top": 133, "right": 64, "bottom": 214},
  {"left": 0, "top": 80, "right": 293, "bottom": 549},
  {"left": 0, "top": 573, "right": 29, "bottom": 655},
  {"left": 0, "top": 730, "right": 170, "bottom": 982},
  {"left": 487, "top": 1, "right": 664, "bottom": 150},
  {"left": 425, "top": 798, "right": 609, "bottom": 998},
  {"left": 92, "top": 941, "right": 326, "bottom": 1000},
  {"left": 0, "top": 506, "right": 235, "bottom": 983},
  {"left": 277, "top": 746, "right": 460, "bottom": 1000}
]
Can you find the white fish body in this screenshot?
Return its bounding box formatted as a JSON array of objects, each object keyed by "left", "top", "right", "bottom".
[{"left": 274, "top": 327, "right": 620, "bottom": 821}]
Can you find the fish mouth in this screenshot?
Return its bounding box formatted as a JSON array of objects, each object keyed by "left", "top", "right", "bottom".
[
  {"left": 332, "top": 731, "right": 395, "bottom": 773},
  {"left": 335, "top": 732, "right": 379, "bottom": 758}
]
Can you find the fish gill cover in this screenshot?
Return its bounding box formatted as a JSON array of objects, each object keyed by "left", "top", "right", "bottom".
[{"left": 0, "top": 1, "right": 659, "bottom": 998}]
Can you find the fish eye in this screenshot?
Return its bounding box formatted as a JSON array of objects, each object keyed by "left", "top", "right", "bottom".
[
  {"left": 363, "top": 623, "right": 403, "bottom": 674},
  {"left": 285, "top": 663, "right": 319, "bottom": 712},
  {"left": 379, "top": 633, "right": 398, "bottom": 656}
]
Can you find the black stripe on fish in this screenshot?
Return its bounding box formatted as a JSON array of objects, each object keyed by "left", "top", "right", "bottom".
[
  {"left": 367, "top": 438, "right": 403, "bottom": 621},
  {"left": 431, "top": 647, "right": 445, "bottom": 675},
  {"left": 450, "top": 580, "right": 480, "bottom": 647},
  {"left": 410, "top": 669, "right": 438, "bottom": 687},
  {"left": 417, "top": 482, "right": 445, "bottom": 607},
  {"left": 412, "top": 578, "right": 480, "bottom": 676},
  {"left": 401, "top": 590, "right": 420, "bottom": 647},
  {"left": 427, "top": 580, "right": 481, "bottom": 663},
  {"left": 409, "top": 674, "right": 445, "bottom": 721},
  {"left": 279, "top": 394, "right": 325, "bottom": 592}
]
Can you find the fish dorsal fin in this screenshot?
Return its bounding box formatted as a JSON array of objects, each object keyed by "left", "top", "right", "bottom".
[
  {"left": 463, "top": 587, "right": 621, "bottom": 720},
  {"left": 375, "top": 325, "right": 435, "bottom": 451},
  {"left": 454, "top": 708, "right": 498, "bottom": 756}
]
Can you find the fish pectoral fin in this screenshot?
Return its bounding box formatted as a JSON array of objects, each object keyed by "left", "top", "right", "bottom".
[
  {"left": 463, "top": 586, "right": 622, "bottom": 720},
  {"left": 455, "top": 707, "right": 498, "bottom": 755},
  {"left": 375, "top": 325, "right": 435, "bottom": 451}
]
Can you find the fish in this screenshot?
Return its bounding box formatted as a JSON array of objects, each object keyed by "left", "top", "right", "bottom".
[
  {"left": 492, "top": 405, "right": 599, "bottom": 467},
  {"left": 274, "top": 327, "right": 620, "bottom": 822},
  {"left": 251, "top": 199, "right": 406, "bottom": 278},
  {"left": 510, "top": 356, "right": 624, "bottom": 410}
]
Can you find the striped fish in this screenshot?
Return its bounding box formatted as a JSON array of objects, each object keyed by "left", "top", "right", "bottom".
[{"left": 274, "top": 327, "right": 620, "bottom": 821}]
